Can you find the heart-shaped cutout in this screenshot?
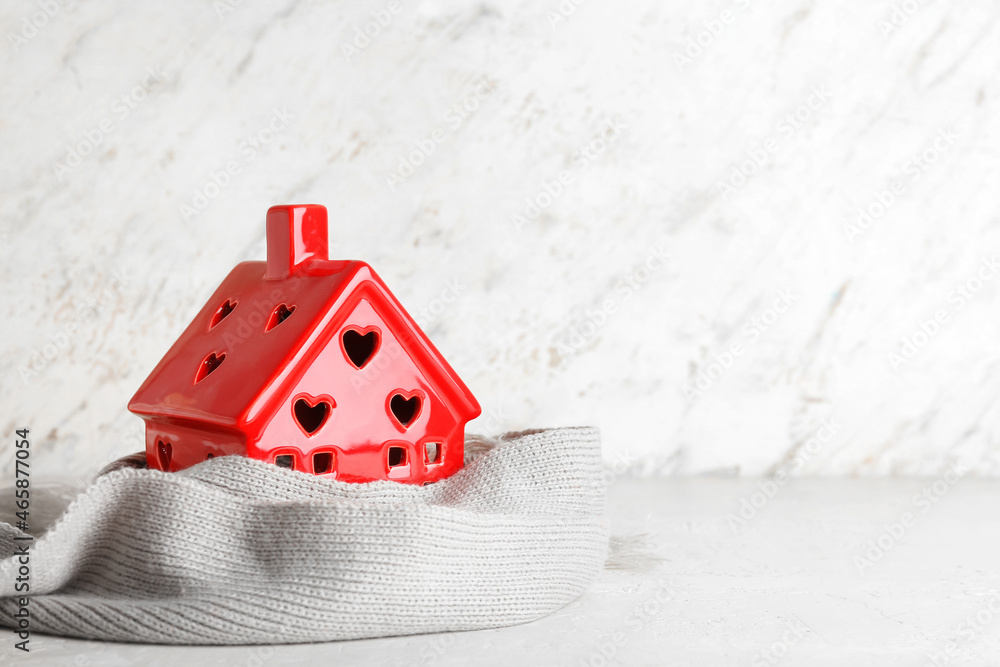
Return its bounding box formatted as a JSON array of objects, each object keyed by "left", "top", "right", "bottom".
[
  {"left": 156, "top": 439, "right": 172, "bottom": 470},
  {"left": 195, "top": 352, "right": 225, "bottom": 383},
  {"left": 210, "top": 299, "right": 237, "bottom": 329},
  {"left": 266, "top": 303, "right": 295, "bottom": 331},
  {"left": 293, "top": 396, "right": 333, "bottom": 435},
  {"left": 342, "top": 328, "right": 379, "bottom": 369},
  {"left": 389, "top": 392, "right": 421, "bottom": 427}
]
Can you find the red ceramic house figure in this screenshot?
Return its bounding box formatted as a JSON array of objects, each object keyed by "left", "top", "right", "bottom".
[{"left": 128, "top": 204, "right": 480, "bottom": 485}]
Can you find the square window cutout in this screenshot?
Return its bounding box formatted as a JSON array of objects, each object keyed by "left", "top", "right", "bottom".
[{"left": 388, "top": 446, "right": 407, "bottom": 468}]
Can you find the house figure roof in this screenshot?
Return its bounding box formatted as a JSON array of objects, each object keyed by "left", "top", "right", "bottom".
[{"left": 128, "top": 204, "right": 480, "bottom": 436}]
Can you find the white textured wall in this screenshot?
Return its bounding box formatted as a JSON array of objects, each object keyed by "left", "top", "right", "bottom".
[{"left": 2, "top": 0, "right": 999, "bottom": 478}]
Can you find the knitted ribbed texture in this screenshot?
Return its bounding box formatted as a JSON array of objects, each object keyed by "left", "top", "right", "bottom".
[{"left": 0, "top": 427, "right": 607, "bottom": 645}]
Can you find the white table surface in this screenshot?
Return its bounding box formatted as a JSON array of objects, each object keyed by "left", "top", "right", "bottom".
[{"left": 3, "top": 477, "right": 999, "bottom": 666}]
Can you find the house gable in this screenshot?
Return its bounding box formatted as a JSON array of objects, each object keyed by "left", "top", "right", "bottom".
[{"left": 248, "top": 275, "right": 475, "bottom": 481}]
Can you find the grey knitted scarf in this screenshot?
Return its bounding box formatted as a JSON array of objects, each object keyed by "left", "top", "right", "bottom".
[{"left": 0, "top": 427, "right": 608, "bottom": 645}]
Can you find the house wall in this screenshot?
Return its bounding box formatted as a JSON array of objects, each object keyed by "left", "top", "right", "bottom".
[{"left": 143, "top": 420, "right": 246, "bottom": 472}]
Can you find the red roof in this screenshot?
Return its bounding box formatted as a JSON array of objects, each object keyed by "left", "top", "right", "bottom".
[{"left": 128, "top": 205, "right": 479, "bottom": 430}]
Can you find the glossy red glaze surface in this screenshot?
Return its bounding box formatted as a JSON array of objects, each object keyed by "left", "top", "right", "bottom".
[{"left": 128, "top": 204, "right": 480, "bottom": 484}]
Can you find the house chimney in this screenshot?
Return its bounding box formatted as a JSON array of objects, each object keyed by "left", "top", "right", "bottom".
[{"left": 265, "top": 204, "right": 329, "bottom": 279}]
